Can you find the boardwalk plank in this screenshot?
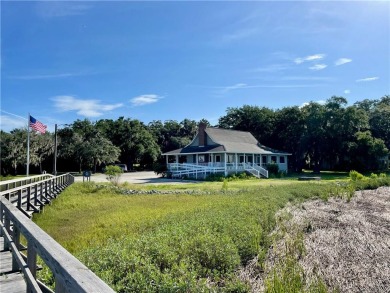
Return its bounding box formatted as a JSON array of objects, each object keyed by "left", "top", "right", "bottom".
[
  {"left": 0, "top": 250, "right": 15, "bottom": 274},
  {"left": 0, "top": 272, "right": 27, "bottom": 293}
]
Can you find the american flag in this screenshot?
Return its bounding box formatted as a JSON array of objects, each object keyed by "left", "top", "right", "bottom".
[{"left": 29, "top": 115, "right": 47, "bottom": 134}]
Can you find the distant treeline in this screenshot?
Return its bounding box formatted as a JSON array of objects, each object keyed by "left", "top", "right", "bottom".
[{"left": 1, "top": 96, "right": 389, "bottom": 175}]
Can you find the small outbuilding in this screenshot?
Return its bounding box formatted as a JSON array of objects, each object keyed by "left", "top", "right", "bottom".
[{"left": 162, "top": 123, "right": 291, "bottom": 179}]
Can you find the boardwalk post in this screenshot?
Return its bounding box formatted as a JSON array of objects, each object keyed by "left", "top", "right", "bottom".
[
  {"left": 27, "top": 186, "right": 31, "bottom": 211},
  {"left": 27, "top": 242, "right": 37, "bottom": 292},
  {"left": 12, "top": 225, "right": 21, "bottom": 272},
  {"left": 55, "top": 276, "right": 67, "bottom": 293},
  {"left": 17, "top": 189, "right": 22, "bottom": 209}
]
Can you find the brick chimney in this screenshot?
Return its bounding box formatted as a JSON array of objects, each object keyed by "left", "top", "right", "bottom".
[{"left": 198, "top": 122, "right": 207, "bottom": 146}]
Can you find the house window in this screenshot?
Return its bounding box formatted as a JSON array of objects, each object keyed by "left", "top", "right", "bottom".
[
  {"left": 271, "top": 156, "right": 277, "bottom": 163},
  {"left": 216, "top": 155, "right": 221, "bottom": 162},
  {"left": 262, "top": 156, "right": 267, "bottom": 164},
  {"left": 239, "top": 155, "right": 244, "bottom": 163},
  {"left": 280, "top": 156, "right": 285, "bottom": 164},
  {"left": 198, "top": 155, "right": 205, "bottom": 163}
]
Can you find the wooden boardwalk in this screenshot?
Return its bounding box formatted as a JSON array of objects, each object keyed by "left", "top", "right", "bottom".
[
  {"left": 1, "top": 236, "right": 27, "bottom": 293},
  {"left": 0, "top": 174, "right": 115, "bottom": 293}
]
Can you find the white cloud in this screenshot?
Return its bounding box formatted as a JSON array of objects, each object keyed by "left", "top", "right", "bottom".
[
  {"left": 300, "top": 100, "right": 326, "bottom": 108},
  {"left": 344, "top": 89, "right": 351, "bottom": 94},
  {"left": 252, "top": 64, "right": 290, "bottom": 73},
  {"left": 294, "top": 54, "right": 326, "bottom": 64},
  {"left": 52, "top": 96, "right": 123, "bottom": 117},
  {"left": 282, "top": 76, "right": 333, "bottom": 81},
  {"left": 356, "top": 77, "right": 379, "bottom": 82},
  {"left": 0, "top": 115, "right": 27, "bottom": 131},
  {"left": 130, "top": 94, "right": 162, "bottom": 106},
  {"left": 36, "top": 2, "right": 90, "bottom": 18},
  {"left": 220, "top": 28, "right": 259, "bottom": 43},
  {"left": 224, "top": 83, "right": 247, "bottom": 91},
  {"left": 335, "top": 58, "right": 352, "bottom": 66},
  {"left": 9, "top": 72, "right": 81, "bottom": 80},
  {"left": 309, "top": 64, "right": 327, "bottom": 71},
  {"left": 214, "top": 83, "right": 249, "bottom": 94}
]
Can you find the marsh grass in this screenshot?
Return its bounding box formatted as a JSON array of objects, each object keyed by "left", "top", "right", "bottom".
[{"left": 33, "top": 180, "right": 335, "bottom": 291}]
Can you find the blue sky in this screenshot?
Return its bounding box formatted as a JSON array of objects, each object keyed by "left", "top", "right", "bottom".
[{"left": 1, "top": 1, "right": 389, "bottom": 132}]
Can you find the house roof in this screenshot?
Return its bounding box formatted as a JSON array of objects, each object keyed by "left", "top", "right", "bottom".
[{"left": 162, "top": 127, "right": 291, "bottom": 155}]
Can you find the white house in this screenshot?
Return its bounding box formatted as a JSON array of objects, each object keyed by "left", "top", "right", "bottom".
[{"left": 162, "top": 123, "right": 291, "bottom": 179}]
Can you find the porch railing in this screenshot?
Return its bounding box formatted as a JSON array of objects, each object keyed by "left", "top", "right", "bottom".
[{"left": 167, "top": 162, "right": 268, "bottom": 178}]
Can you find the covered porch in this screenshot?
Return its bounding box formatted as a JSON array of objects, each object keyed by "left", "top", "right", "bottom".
[{"left": 164, "top": 152, "right": 289, "bottom": 179}]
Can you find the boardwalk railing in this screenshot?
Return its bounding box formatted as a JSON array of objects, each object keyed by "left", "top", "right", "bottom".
[
  {"left": 0, "top": 174, "right": 115, "bottom": 293},
  {"left": 0, "top": 174, "right": 54, "bottom": 192},
  {"left": 1, "top": 174, "right": 74, "bottom": 218}
]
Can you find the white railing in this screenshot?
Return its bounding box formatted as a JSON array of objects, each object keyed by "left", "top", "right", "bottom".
[
  {"left": 238, "top": 163, "right": 269, "bottom": 178},
  {"left": 167, "top": 163, "right": 225, "bottom": 179},
  {"left": 168, "top": 162, "right": 269, "bottom": 179}
]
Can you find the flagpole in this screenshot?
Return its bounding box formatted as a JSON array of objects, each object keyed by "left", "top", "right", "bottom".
[
  {"left": 53, "top": 124, "right": 58, "bottom": 176},
  {"left": 27, "top": 113, "right": 30, "bottom": 176}
]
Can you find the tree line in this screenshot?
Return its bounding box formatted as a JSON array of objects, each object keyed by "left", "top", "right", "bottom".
[{"left": 1, "top": 96, "right": 389, "bottom": 175}]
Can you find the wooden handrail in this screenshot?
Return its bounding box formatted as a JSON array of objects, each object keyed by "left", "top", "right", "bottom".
[
  {"left": 0, "top": 221, "right": 42, "bottom": 292},
  {"left": 0, "top": 174, "right": 54, "bottom": 192},
  {"left": 1, "top": 191, "right": 115, "bottom": 293},
  {"left": 0, "top": 174, "right": 74, "bottom": 218}
]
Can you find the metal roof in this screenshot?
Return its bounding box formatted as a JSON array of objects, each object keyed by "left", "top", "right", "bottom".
[{"left": 162, "top": 127, "right": 291, "bottom": 155}]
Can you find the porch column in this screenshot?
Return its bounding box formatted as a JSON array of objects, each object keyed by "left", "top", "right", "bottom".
[
  {"left": 235, "top": 153, "right": 238, "bottom": 173},
  {"left": 175, "top": 155, "right": 178, "bottom": 163},
  {"left": 166, "top": 155, "right": 168, "bottom": 166},
  {"left": 196, "top": 154, "right": 199, "bottom": 165},
  {"left": 252, "top": 154, "right": 254, "bottom": 166},
  {"left": 224, "top": 153, "right": 227, "bottom": 176}
]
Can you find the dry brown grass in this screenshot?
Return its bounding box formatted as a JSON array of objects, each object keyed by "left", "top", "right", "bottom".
[{"left": 239, "top": 186, "right": 390, "bottom": 292}]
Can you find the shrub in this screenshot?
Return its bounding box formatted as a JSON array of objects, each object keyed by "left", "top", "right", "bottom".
[
  {"left": 222, "top": 179, "right": 229, "bottom": 192},
  {"left": 370, "top": 173, "right": 378, "bottom": 179},
  {"left": 152, "top": 162, "right": 167, "bottom": 177},
  {"left": 105, "top": 165, "right": 123, "bottom": 186},
  {"left": 349, "top": 170, "right": 364, "bottom": 181},
  {"left": 267, "top": 163, "right": 279, "bottom": 176}
]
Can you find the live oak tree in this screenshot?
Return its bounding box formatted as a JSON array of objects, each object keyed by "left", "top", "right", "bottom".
[
  {"left": 30, "top": 131, "right": 54, "bottom": 173},
  {"left": 97, "top": 117, "right": 160, "bottom": 170},
  {"left": 0, "top": 130, "right": 24, "bottom": 175},
  {"left": 59, "top": 120, "right": 120, "bottom": 172}
]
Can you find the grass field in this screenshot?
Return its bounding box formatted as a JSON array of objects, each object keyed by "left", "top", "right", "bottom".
[
  {"left": 32, "top": 179, "right": 330, "bottom": 291},
  {"left": 32, "top": 172, "right": 389, "bottom": 292}
]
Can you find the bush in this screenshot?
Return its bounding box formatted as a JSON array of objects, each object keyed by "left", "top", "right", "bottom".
[
  {"left": 349, "top": 170, "right": 364, "bottom": 181},
  {"left": 105, "top": 165, "right": 123, "bottom": 186},
  {"left": 152, "top": 162, "right": 167, "bottom": 177},
  {"left": 267, "top": 163, "right": 279, "bottom": 176}
]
